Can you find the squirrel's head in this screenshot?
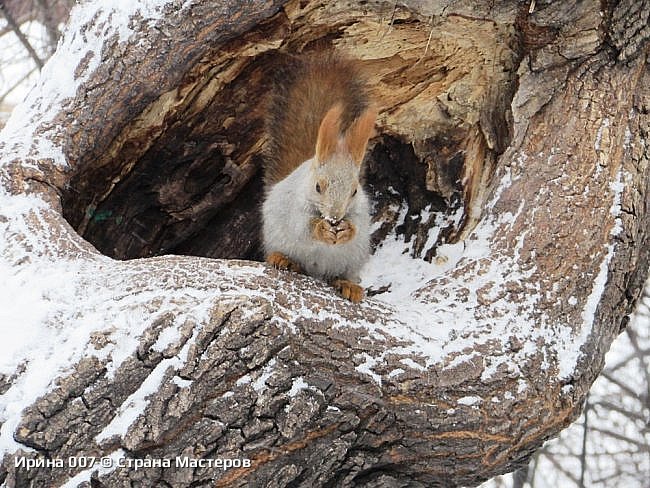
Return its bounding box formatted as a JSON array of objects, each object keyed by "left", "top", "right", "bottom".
[{"left": 310, "top": 103, "right": 377, "bottom": 224}]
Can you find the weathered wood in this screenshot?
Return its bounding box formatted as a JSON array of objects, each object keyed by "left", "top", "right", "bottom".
[
  {"left": 0, "top": 0, "right": 648, "bottom": 487},
  {"left": 57, "top": 0, "right": 524, "bottom": 261}
]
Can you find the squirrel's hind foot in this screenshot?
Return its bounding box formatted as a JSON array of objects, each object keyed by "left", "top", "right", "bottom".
[
  {"left": 331, "top": 278, "right": 365, "bottom": 303},
  {"left": 266, "top": 252, "right": 302, "bottom": 273}
]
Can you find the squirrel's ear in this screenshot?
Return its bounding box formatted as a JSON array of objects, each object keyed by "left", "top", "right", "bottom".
[
  {"left": 345, "top": 106, "right": 377, "bottom": 165},
  {"left": 316, "top": 104, "right": 344, "bottom": 163}
]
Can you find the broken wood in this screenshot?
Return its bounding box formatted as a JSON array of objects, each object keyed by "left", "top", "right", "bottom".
[{"left": 0, "top": 0, "right": 648, "bottom": 486}]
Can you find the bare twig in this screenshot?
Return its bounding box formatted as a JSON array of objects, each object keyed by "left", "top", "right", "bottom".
[
  {"left": 600, "top": 370, "right": 643, "bottom": 398},
  {"left": 417, "top": 15, "right": 434, "bottom": 63},
  {"left": 0, "top": 66, "right": 37, "bottom": 104},
  {"left": 538, "top": 449, "right": 581, "bottom": 484},
  {"left": 380, "top": 1, "right": 397, "bottom": 39},
  {"left": 589, "top": 426, "right": 650, "bottom": 450},
  {"left": 591, "top": 400, "right": 647, "bottom": 423},
  {"left": 579, "top": 396, "right": 590, "bottom": 488},
  {"left": 0, "top": 1, "right": 44, "bottom": 69},
  {"left": 35, "top": 0, "right": 60, "bottom": 52},
  {"left": 625, "top": 326, "right": 650, "bottom": 407}
]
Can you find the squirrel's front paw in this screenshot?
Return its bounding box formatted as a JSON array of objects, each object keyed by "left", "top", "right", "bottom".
[
  {"left": 266, "top": 252, "right": 302, "bottom": 273},
  {"left": 333, "top": 220, "right": 355, "bottom": 244},
  {"left": 312, "top": 218, "right": 356, "bottom": 245},
  {"left": 331, "top": 279, "right": 365, "bottom": 303}
]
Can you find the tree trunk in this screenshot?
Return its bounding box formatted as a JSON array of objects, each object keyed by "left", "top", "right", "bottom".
[{"left": 0, "top": 0, "right": 648, "bottom": 487}]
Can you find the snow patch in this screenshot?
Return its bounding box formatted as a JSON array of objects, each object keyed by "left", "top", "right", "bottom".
[
  {"left": 457, "top": 395, "right": 482, "bottom": 407},
  {"left": 355, "top": 353, "right": 384, "bottom": 385},
  {"left": 288, "top": 377, "right": 319, "bottom": 397},
  {"left": 59, "top": 449, "right": 124, "bottom": 488},
  {"left": 624, "top": 127, "right": 633, "bottom": 148},
  {"left": 560, "top": 169, "right": 625, "bottom": 378},
  {"left": 399, "top": 358, "right": 425, "bottom": 371},
  {"left": 387, "top": 368, "right": 405, "bottom": 378},
  {"left": 594, "top": 117, "right": 610, "bottom": 151},
  {"left": 235, "top": 374, "right": 251, "bottom": 386},
  {"left": 252, "top": 359, "right": 277, "bottom": 394},
  {"left": 152, "top": 322, "right": 183, "bottom": 352},
  {"left": 173, "top": 376, "right": 192, "bottom": 388},
  {"left": 96, "top": 334, "right": 194, "bottom": 442},
  {"left": 608, "top": 171, "right": 626, "bottom": 236}
]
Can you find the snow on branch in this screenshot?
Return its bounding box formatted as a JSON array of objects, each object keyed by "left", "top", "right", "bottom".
[{"left": 0, "top": 0, "right": 648, "bottom": 486}]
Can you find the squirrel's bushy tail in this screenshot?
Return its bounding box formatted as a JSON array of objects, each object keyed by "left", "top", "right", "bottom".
[{"left": 264, "top": 53, "right": 371, "bottom": 186}]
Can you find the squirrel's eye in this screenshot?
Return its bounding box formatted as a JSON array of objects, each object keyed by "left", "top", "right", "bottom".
[
  {"left": 316, "top": 183, "right": 322, "bottom": 193},
  {"left": 352, "top": 188, "right": 358, "bottom": 197}
]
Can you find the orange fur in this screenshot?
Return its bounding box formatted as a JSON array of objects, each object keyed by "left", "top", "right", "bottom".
[
  {"left": 264, "top": 54, "right": 372, "bottom": 186},
  {"left": 345, "top": 107, "right": 378, "bottom": 164},
  {"left": 266, "top": 251, "right": 302, "bottom": 272},
  {"left": 315, "top": 104, "right": 344, "bottom": 163},
  {"left": 330, "top": 278, "right": 365, "bottom": 303}
]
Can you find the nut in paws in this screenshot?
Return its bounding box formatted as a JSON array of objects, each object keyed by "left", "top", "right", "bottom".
[{"left": 312, "top": 218, "right": 356, "bottom": 245}]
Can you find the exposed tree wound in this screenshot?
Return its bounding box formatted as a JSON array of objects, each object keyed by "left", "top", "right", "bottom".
[{"left": 0, "top": 0, "right": 648, "bottom": 487}]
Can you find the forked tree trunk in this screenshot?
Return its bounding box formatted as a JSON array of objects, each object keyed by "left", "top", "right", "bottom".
[{"left": 0, "top": 1, "right": 648, "bottom": 487}]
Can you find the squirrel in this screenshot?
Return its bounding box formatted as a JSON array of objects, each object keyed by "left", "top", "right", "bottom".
[{"left": 262, "top": 54, "right": 377, "bottom": 303}]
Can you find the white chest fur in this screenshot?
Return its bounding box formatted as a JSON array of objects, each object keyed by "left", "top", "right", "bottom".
[{"left": 262, "top": 161, "right": 370, "bottom": 282}]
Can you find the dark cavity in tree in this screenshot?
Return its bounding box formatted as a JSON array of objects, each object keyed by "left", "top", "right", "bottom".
[{"left": 59, "top": 52, "right": 465, "bottom": 263}]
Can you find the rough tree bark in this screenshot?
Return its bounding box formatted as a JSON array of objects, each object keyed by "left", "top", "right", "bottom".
[{"left": 0, "top": 0, "right": 648, "bottom": 487}]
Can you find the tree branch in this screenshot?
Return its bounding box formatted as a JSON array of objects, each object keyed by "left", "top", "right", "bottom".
[
  {"left": 0, "top": 1, "right": 648, "bottom": 486},
  {"left": 579, "top": 396, "right": 590, "bottom": 488},
  {"left": 34, "top": 0, "right": 60, "bottom": 52},
  {"left": 0, "top": 66, "right": 37, "bottom": 104},
  {"left": 0, "top": 1, "right": 44, "bottom": 69}
]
